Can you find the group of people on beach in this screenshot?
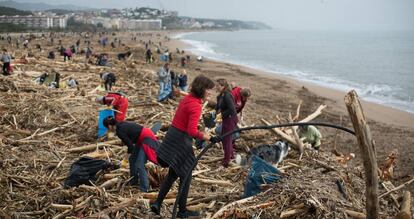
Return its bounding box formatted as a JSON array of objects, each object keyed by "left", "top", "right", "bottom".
[{"left": 0, "top": 31, "right": 322, "bottom": 218}]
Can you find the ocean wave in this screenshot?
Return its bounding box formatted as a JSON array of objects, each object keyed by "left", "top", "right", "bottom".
[
  {"left": 171, "top": 32, "right": 195, "bottom": 39},
  {"left": 179, "top": 36, "right": 414, "bottom": 113}
]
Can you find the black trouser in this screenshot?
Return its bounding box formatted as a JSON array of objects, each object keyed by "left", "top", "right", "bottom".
[
  {"left": 104, "top": 80, "right": 113, "bottom": 91},
  {"left": 156, "top": 158, "right": 192, "bottom": 212},
  {"left": 2, "top": 62, "right": 10, "bottom": 75}
]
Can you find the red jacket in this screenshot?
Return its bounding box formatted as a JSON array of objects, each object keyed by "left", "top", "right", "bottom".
[
  {"left": 171, "top": 94, "right": 204, "bottom": 140},
  {"left": 231, "top": 86, "right": 246, "bottom": 114},
  {"left": 104, "top": 93, "right": 128, "bottom": 121},
  {"left": 138, "top": 127, "right": 158, "bottom": 164}
]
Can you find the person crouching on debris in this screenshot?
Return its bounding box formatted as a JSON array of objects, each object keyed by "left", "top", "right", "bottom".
[
  {"left": 96, "top": 92, "right": 128, "bottom": 122},
  {"left": 299, "top": 125, "right": 322, "bottom": 150},
  {"left": 216, "top": 79, "right": 238, "bottom": 167},
  {"left": 100, "top": 72, "right": 116, "bottom": 91},
  {"left": 117, "top": 51, "right": 132, "bottom": 61},
  {"left": 231, "top": 86, "right": 251, "bottom": 125},
  {"left": 103, "top": 116, "right": 158, "bottom": 192},
  {"left": 157, "top": 63, "right": 172, "bottom": 102},
  {"left": 151, "top": 75, "right": 217, "bottom": 218},
  {"left": 178, "top": 70, "right": 188, "bottom": 92},
  {"left": 63, "top": 48, "right": 72, "bottom": 62}
]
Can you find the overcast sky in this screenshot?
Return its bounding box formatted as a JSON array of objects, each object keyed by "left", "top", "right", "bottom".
[{"left": 13, "top": 0, "right": 414, "bottom": 31}]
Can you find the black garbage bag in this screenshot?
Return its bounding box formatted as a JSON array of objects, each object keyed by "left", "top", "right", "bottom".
[{"left": 64, "top": 157, "right": 111, "bottom": 188}]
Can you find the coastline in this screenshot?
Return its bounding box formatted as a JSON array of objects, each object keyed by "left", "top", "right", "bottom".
[{"left": 167, "top": 34, "right": 414, "bottom": 129}]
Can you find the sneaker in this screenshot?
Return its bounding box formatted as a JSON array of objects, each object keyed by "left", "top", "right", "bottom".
[
  {"left": 176, "top": 209, "right": 200, "bottom": 218},
  {"left": 150, "top": 203, "right": 160, "bottom": 215}
]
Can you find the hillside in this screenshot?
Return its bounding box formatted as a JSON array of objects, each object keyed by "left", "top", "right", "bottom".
[
  {"left": 0, "top": 0, "right": 88, "bottom": 11},
  {"left": 0, "top": 5, "right": 31, "bottom": 15}
]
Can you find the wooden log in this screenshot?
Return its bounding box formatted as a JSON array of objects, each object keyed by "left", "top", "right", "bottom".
[
  {"left": 50, "top": 204, "right": 72, "bottom": 210},
  {"left": 344, "top": 210, "right": 366, "bottom": 219},
  {"left": 142, "top": 191, "right": 177, "bottom": 200},
  {"left": 394, "top": 191, "right": 412, "bottom": 219},
  {"left": 193, "top": 178, "right": 233, "bottom": 187},
  {"left": 240, "top": 201, "right": 276, "bottom": 211},
  {"left": 211, "top": 196, "right": 255, "bottom": 219},
  {"left": 299, "top": 105, "right": 326, "bottom": 122},
  {"left": 102, "top": 173, "right": 124, "bottom": 180},
  {"left": 280, "top": 203, "right": 308, "bottom": 218},
  {"left": 261, "top": 118, "right": 297, "bottom": 148},
  {"left": 66, "top": 139, "right": 121, "bottom": 153},
  {"left": 312, "top": 159, "right": 337, "bottom": 172},
  {"left": 289, "top": 113, "right": 304, "bottom": 155},
  {"left": 187, "top": 194, "right": 223, "bottom": 205},
  {"left": 379, "top": 177, "right": 414, "bottom": 198},
  {"left": 344, "top": 90, "right": 379, "bottom": 219},
  {"left": 85, "top": 150, "right": 113, "bottom": 159},
  {"left": 100, "top": 177, "right": 121, "bottom": 189},
  {"left": 381, "top": 182, "right": 400, "bottom": 208},
  {"left": 187, "top": 203, "right": 208, "bottom": 212}
]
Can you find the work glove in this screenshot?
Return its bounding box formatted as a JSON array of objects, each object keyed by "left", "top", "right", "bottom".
[
  {"left": 209, "top": 136, "right": 221, "bottom": 144},
  {"left": 120, "top": 158, "right": 128, "bottom": 169}
]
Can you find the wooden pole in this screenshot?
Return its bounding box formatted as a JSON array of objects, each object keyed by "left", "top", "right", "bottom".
[{"left": 344, "top": 90, "right": 379, "bottom": 219}]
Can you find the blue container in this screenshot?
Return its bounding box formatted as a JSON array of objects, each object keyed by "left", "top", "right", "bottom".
[{"left": 98, "top": 109, "right": 114, "bottom": 138}]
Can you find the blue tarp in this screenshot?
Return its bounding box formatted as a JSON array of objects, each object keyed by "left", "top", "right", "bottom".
[
  {"left": 160, "top": 54, "right": 168, "bottom": 62},
  {"left": 98, "top": 109, "right": 114, "bottom": 138},
  {"left": 243, "top": 155, "right": 282, "bottom": 198}
]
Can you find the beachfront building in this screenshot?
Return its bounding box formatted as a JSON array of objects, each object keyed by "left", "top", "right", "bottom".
[
  {"left": 0, "top": 15, "right": 67, "bottom": 29},
  {"left": 120, "top": 19, "right": 162, "bottom": 30}
]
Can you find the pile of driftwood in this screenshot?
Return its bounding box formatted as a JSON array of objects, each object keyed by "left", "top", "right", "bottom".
[{"left": 0, "top": 32, "right": 412, "bottom": 219}]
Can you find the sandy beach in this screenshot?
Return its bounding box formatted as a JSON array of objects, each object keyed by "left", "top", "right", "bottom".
[
  {"left": 164, "top": 32, "right": 414, "bottom": 184},
  {"left": 1, "top": 30, "right": 413, "bottom": 218}
]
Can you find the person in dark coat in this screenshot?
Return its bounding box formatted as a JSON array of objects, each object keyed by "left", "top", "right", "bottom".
[
  {"left": 103, "top": 116, "right": 159, "bottom": 192},
  {"left": 100, "top": 72, "right": 116, "bottom": 91},
  {"left": 216, "top": 79, "right": 237, "bottom": 167},
  {"left": 151, "top": 75, "right": 216, "bottom": 218}
]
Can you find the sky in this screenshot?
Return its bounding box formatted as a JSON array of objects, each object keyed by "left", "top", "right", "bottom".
[{"left": 11, "top": 0, "right": 414, "bottom": 31}]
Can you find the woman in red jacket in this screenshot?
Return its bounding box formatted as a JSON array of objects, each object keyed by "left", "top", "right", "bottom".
[
  {"left": 96, "top": 92, "right": 128, "bottom": 121},
  {"left": 151, "top": 75, "right": 215, "bottom": 218},
  {"left": 103, "top": 116, "right": 158, "bottom": 192}
]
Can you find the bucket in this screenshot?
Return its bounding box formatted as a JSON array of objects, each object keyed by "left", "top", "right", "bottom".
[{"left": 97, "top": 109, "right": 114, "bottom": 138}]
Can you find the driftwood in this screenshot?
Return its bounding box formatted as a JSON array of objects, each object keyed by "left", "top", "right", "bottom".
[
  {"left": 100, "top": 177, "right": 121, "bottom": 189},
  {"left": 379, "top": 177, "right": 414, "bottom": 198},
  {"left": 280, "top": 203, "right": 308, "bottom": 218},
  {"left": 394, "top": 191, "right": 412, "bottom": 219},
  {"left": 345, "top": 90, "right": 379, "bottom": 219},
  {"left": 344, "top": 209, "right": 366, "bottom": 219},
  {"left": 66, "top": 139, "right": 121, "bottom": 153},
  {"left": 210, "top": 196, "right": 255, "bottom": 219},
  {"left": 193, "top": 178, "right": 233, "bottom": 187}
]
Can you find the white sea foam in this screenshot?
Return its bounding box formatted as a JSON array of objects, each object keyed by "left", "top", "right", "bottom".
[{"left": 179, "top": 33, "right": 414, "bottom": 114}]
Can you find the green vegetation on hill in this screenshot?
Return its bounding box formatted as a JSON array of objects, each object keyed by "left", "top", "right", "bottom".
[
  {"left": 0, "top": 6, "right": 32, "bottom": 16},
  {"left": 45, "top": 9, "right": 73, "bottom": 15}
]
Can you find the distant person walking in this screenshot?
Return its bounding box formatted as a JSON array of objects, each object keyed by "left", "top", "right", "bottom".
[{"left": 1, "top": 49, "right": 12, "bottom": 75}]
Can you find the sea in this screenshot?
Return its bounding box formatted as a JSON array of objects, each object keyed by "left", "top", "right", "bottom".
[{"left": 173, "top": 30, "right": 414, "bottom": 114}]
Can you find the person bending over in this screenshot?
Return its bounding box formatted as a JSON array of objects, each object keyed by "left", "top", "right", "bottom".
[
  {"left": 96, "top": 92, "right": 128, "bottom": 122},
  {"left": 104, "top": 116, "right": 158, "bottom": 192}
]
